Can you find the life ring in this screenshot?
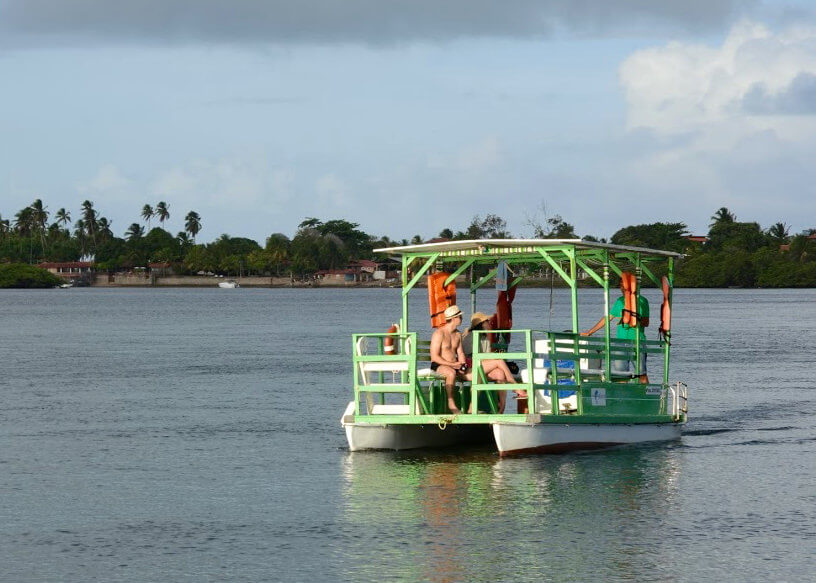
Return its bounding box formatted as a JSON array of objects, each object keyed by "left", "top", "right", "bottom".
[
  {"left": 384, "top": 324, "right": 399, "bottom": 355},
  {"left": 660, "top": 276, "right": 672, "bottom": 342},
  {"left": 427, "top": 272, "right": 457, "bottom": 328}
]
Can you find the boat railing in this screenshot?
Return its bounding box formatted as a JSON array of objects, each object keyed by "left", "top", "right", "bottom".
[
  {"left": 668, "top": 381, "right": 689, "bottom": 421},
  {"left": 472, "top": 329, "right": 671, "bottom": 417},
  {"left": 352, "top": 332, "right": 423, "bottom": 415},
  {"left": 352, "top": 329, "right": 675, "bottom": 420}
]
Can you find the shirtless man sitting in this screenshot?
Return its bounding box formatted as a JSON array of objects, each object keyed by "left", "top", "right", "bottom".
[{"left": 430, "top": 304, "right": 471, "bottom": 414}]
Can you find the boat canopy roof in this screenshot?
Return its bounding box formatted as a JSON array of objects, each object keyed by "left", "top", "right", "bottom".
[{"left": 374, "top": 239, "right": 682, "bottom": 262}]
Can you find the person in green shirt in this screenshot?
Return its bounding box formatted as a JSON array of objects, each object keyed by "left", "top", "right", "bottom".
[{"left": 583, "top": 278, "right": 650, "bottom": 383}]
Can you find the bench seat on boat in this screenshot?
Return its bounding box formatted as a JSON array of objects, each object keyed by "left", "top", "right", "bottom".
[{"left": 412, "top": 338, "right": 449, "bottom": 380}]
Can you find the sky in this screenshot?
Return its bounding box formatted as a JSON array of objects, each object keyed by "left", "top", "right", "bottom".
[{"left": 2, "top": 0, "right": 816, "bottom": 244}]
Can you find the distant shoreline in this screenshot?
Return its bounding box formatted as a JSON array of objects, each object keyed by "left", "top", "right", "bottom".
[{"left": 46, "top": 275, "right": 806, "bottom": 289}]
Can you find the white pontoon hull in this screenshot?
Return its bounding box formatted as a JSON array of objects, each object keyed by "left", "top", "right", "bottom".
[
  {"left": 341, "top": 402, "right": 489, "bottom": 451},
  {"left": 344, "top": 423, "right": 489, "bottom": 452},
  {"left": 492, "top": 421, "right": 682, "bottom": 456}
]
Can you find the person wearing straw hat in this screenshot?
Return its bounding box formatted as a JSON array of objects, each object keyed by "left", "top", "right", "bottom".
[
  {"left": 463, "top": 312, "right": 526, "bottom": 413},
  {"left": 430, "top": 304, "right": 471, "bottom": 414}
]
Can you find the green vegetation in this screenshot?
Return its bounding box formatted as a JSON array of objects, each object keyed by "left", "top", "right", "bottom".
[
  {"left": 0, "top": 263, "right": 62, "bottom": 288},
  {"left": 609, "top": 208, "right": 816, "bottom": 287},
  {"left": 1, "top": 199, "right": 815, "bottom": 286}
]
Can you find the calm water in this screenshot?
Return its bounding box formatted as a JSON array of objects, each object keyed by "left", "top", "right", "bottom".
[{"left": 1, "top": 287, "right": 814, "bottom": 582}]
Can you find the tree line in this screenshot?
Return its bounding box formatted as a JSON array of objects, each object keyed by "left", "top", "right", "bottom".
[{"left": 1, "top": 200, "right": 815, "bottom": 286}]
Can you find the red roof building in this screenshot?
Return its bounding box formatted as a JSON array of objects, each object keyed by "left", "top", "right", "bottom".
[
  {"left": 685, "top": 235, "right": 708, "bottom": 243},
  {"left": 37, "top": 262, "right": 94, "bottom": 280}
]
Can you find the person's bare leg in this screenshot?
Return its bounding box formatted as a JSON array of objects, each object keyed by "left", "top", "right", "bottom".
[
  {"left": 438, "top": 366, "right": 461, "bottom": 413},
  {"left": 483, "top": 360, "right": 526, "bottom": 398},
  {"left": 484, "top": 363, "right": 519, "bottom": 411}
]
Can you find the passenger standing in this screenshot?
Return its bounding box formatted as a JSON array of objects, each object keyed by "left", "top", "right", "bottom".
[{"left": 583, "top": 277, "right": 650, "bottom": 383}]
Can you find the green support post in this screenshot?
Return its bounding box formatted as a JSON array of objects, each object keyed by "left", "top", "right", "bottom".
[
  {"left": 603, "top": 257, "right": 612, "bottom": 383},
  {"left": 634, "top": 254, "right": 642, "bottom": 380},
  {"left": 664, "top": 257, "right": 673, "bottom": 386}
]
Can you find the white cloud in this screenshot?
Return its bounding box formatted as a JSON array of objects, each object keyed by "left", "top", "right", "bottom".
[
  {"left": 615, "top": 21, "right": 816, "bottom": 233},
  {"left": 455, "top": 137, "right": 502, "bottom": 171},
  {"left": 315, "top": 174, "right": 350, "bottom": 207},
  {"left": 620, "top": 20, "right": 816, "bottom": 140},
  {"left": 150, "top": 156, "right": 294, "bottom": 208},
  {"left": 76, "top": 164, "right": 135, "bottom": 197}
]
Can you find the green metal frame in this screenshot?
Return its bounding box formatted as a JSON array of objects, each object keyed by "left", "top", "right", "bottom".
[{"left": 350, "top": 241, "right": 684, "bottom": 425}]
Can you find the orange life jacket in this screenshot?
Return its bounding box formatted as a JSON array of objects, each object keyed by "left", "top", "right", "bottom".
[
  {"left": 491, "top": 286, "right": 516, "bottom": 348},
  {"left": 427, "top": 272, "right": 457, "bottom": 328},
  {"left": 659, "top": 275, "right": 672, "bottom": 343}
]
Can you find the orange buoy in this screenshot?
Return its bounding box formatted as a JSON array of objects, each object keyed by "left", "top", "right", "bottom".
[
  {"left": 383, "top": 324, "right": 399, "bottom": 355},
  {"left": 427, "top": 272, "right": 457, "bottom": 328}
]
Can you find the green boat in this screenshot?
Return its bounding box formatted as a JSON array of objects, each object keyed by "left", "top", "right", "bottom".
[{"left": 341, "top": 239, "right": 688, "bottom": 455}]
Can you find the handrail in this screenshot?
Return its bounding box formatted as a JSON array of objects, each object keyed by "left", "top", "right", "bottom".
[
  {"left": 470, "top": 329, "right": 533, "bottom": 414},
  {"left": 352, "top": 329, "right": 675, "bottom": 419}
]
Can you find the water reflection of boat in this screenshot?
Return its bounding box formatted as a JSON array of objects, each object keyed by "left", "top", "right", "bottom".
[
  {"left": 340, "top": 446, "right": 682, "bottom": 581},
  {"left": 342, "top": 239, "right": 688, "bottom": 455}
]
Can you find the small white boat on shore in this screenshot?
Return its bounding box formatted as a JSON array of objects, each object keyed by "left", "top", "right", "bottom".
[{"left": 218, "top": 279, "right": 239, "bottom": 289}]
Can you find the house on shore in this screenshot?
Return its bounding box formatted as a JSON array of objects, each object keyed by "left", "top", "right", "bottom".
[
  {"left": 315, "top": 259, "right": 398, "bottom": 284},
  {"left": 38, "top": 261, "right": 94, "bottom": 282},
  {"left": 148, "top": 262, "right": 174, "bottom": 276}
]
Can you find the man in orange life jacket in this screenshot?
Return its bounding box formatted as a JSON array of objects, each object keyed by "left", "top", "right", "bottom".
[
  {"left": 430, "top": 304, "right": 471, "bottom": 414},
  {"left": 583, "top": 279, "right": 650, "bottom": 383}
]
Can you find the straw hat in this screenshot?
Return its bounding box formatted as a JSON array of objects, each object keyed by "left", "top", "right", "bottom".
[
  {"left": 470, "top": 312, "right": 491, "bottom": 328},
  {"left": 444, "top": 305, "right": 462, "bottom": 320}
]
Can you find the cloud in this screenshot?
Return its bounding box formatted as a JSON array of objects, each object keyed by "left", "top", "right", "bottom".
[
  {"left": 77, "top": 164, "right": 135, "bottom": 198},
  {"left": 150, "top": 157, "right": 294, "bottom": 208},
  {"left": 0, "top": 0, "right": 751, "bottom": 48},
  {"left": 742, "top": 72, "right": 816, "bottom": 115},
  {"left": 315, "top": 174, "right": 350, "bottom": 207},
  {"left": 616, "top": 21, "right": 816, "bottom": 232},
  {"left": 455, "top": 137, "right": 502, "bottom": 171},
  {"left": 620, "top": 21, "right": 816, "bottom": 135}
]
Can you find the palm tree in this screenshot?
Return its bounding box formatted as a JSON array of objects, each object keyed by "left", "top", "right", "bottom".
[
  {"left": 13, "top": 206, "right": 37, "bottom": 261},
  {"left": 81, "top": 200, "right": 98, "bottom": 249},
  {"left": 141, "top": 204, "right": 154, "bottom": 229},
  {"left": 29, "top": 199, "right": 49, "bottom": 255},
  {"left": 30, "top": 199, "right": 49, "bottom": 230},
  {"left": 0, "top": 214, "right": 9, "bottom": 241},
  {"left": 55, "top": 208, "right": 71, "bottom": 227},
  {"left": 73, "top": 219, "right": 86, "bottom": 254},
  {"left": 125, "top": 223, "right": 145, "bottom": 241},
  {"left": 767, "top": 222, "right": 790, "bottom": 245},
  {"left": 184, "top": 211, "right": 202, "bottom": 242},
  {"left": 14, "top": 206, "right": 35, "bottom": 236},
  {"left": 709, "top": 207, "right": 736, "bottom": 227},
  {"left": 155, "top": 201, "right": 170, "bottom": 228},
  {"left": 97, "top": 217, "right": 114, "bottom": 242}
]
